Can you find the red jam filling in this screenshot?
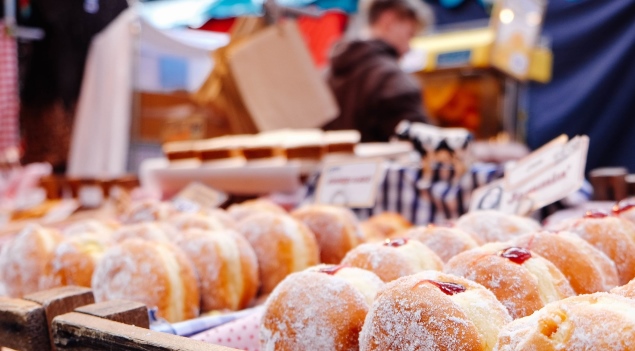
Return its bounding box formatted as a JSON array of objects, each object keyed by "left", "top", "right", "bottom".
[
  {"left": 384, "top": 238, "right": 409, "bottom": 247},
  {"left": 613, "top": 200, "right": 635, "bottom": 215},
  {"left": 584, "top": 210, "right": 610, "bottom": 219},
  {"left": 499, "top": 247, "right": 532, "bottom": 264},
  {"left": 318, "top": 264, "right": 348, "bottom": 275},
  {"left": 424, "top": 280, "right": 466, "bottom": 296}
]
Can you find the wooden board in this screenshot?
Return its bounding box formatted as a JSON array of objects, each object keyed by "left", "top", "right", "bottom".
[
  {"left": 0, "top": 297, "right": 50, "bottom": 351},
  {"left": 52, "top": 312, "right": 240, "bottom": 351},
  {"left": 75, "top": 300, "right": 149, "bottom": 329},
  {"left": 24, "top": 286, "right": 95, "bottom": 349}
]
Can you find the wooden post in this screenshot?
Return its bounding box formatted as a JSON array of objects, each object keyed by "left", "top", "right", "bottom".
[
  {"left": 23, "top": 286, "right": 94, "bottom": 349},
  {"left": 75, "top": 300, "right": 149, "bottom": 329},
  {"left": 52, "top": 312, "right": 241, "bottom": 351},
  {"left": 0, "top": 297, "right": 49, "bottom": 351}
]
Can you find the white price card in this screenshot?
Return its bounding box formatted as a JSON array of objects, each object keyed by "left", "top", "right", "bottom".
[
  {"left": 172, "top": 182, "right": 228, "bottom": 212},
  {"left": 471, "top": 135, "right": 589, "bottom": 215},
  {"left": 315, "top": 159, "right": 385, "bottom": 208}
]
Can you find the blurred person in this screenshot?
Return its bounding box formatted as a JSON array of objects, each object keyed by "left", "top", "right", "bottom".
[{"left": 323, "top": 0, "right": 433, "bottom": 142}]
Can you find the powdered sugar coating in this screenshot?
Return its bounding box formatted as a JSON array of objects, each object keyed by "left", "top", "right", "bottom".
[
  {"left": 42, "top": 233, "right": 110, "bottom": 288},
  {"left": 228, "top": 199, "right": 286, "bottom": 222},
  {"left": 91, "top": 238, "right": 199, "bottom": 322},
  {"left": 445, "top": 246, "right": 575, "bottom": 319},
  {"left": 173, "top": 228, "right": 259, "bottom": 312},
  {"left": 62, "top": 220, "right": 117, "bottom": 237},
  {"left": 292, "top": 204, "right": 365, "bottom": 264},
  {"left": 456, "top": 211, "right": 540, "bottom": 244},
  {"left": 552, "top": 216, "right": 635, "bottom": 285},
  {"left": 0, "top": 224, "right": 62, "bottom": 297},
  {"left": 261, "top": 267, "right": 382, "bottom": 351},
  {"left": 112, "top": 222, "right": 176, "bottom": 243},
  {"left": 238, "top": 212, "right": 319, "bottom": 294},
  {"left": 611, "top": 278, "right": 635, "bottom": 299},
  {"left": 170, "top": 212, "right": 228, "bottom": 233},
  {"left": 359, "top": 272, "right": 511, "bottom": 351},
  {"left": 341, "top": 240, "right": 444, "bottom": 282},
  {"left": 510, "top": 231, "right": 619, "bottom": 294},
  {"left": 495, "top": 293, "right": 635, "bottom": 351},
  {"left": 406, "top": 226, "right": 480, "bottom": 263}
]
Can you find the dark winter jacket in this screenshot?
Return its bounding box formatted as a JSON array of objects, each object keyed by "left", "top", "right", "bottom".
[{"left": 324, "top": 39, "right": 427, "bottom": 142}]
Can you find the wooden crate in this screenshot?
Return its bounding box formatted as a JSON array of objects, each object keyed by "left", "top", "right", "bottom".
[{"left": 0, "top": 286, "right": 239, "bottom": 351}]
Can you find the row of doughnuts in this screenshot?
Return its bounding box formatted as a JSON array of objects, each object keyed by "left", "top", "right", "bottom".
[
  {"left": 260, "top": 202, "right": 635, "bottom": 350},
  {"left": 0, "top": 198, "right": 382, "bottom": 322}
]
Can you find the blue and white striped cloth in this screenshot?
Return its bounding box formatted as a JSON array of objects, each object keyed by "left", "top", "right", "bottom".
[{"left": 305, "top": 161, "right": 592, "bottom": 226}]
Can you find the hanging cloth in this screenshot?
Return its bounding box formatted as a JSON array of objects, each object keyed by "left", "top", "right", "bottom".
[{"left": 0, "top": 22, "right": 20, "bottom": 154}]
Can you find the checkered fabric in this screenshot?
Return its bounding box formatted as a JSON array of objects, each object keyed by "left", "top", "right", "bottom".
[{"left": 0, "top": 22, "right": 19, "bottom": 153}]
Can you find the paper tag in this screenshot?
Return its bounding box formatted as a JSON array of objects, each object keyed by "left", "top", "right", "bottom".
[
  {"left": 79, "top": 185, "right": 104, "bottom": 208},
  {"left": 42, "top": 199, "right": 81, "bottom": 224},
  {"left": 172, "top": 182, "right": 228, "bottom": 212},
  {"left": 471, "top": 135, "right": 589, "bottom": 215},
  {"left": 315, "top": 159, "right": 384, "bottom": 208}
]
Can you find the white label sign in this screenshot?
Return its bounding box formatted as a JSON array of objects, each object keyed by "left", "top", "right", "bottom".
[
  {"left": 172, "top": 182, "right": 228, "bottom": 212},
  {"left": 471, "top": 135, "right": 589, "bottom": 215},
  {"left": 315, "top": 159, "right": 384, "bottom": 208}
]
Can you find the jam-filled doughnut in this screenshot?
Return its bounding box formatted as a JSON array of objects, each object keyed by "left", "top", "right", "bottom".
[
  {"left": 174, "top": 228, "right": 259, "bottom": 312},
  {"left": 91, "top": 238, "right": 199, "bottom": 323},
  {"left": 509, "top": 231, "right": 619, "bottom": 294},
  {"left": 0, "top": 225, "right": 62, "bottom": 297},
  {"left": 552, "top": 210, "right": 635, "bottom": 284},
  {"left": 613, "top": 198, "right": 635, "bottom": 224},
  {"left": 227, "top": 198, "right": 286, "bottom": 222},
  {"left": 238, "top": 212, "right": 319, "bottom": 294},
  {"left": 455, "top": 210, "right": 540, "bottom": 244},
  {"left": 446, "top": 244, "right": 575, "bottom": 319},
  {"left": 341, "top": 238, "right": 443, "bottom": 282},
  {"left": 494, "top": 293, "right": 635, "bottom": 351},
  {"left": 359, "top": 271, "right": 512, "bottom": 351},
  {"left": 260, "top": 265, "right": 384, "bottom": 351},
  {"left": 291, "top": 204, "right": 365, "bottom": 264},
  {"left": 360, "top": 212, "right": 412, "bottom": 242},
  {"left": 405, "top": 225, "right": 481, "bottom": 263},
  {"left": 42, "top": 233, "right": 111, "bottom": 289}
]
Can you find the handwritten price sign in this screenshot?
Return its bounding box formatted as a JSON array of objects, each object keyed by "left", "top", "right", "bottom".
[{"left": 315, "top": 159, "right": 385, "bottom": 208}]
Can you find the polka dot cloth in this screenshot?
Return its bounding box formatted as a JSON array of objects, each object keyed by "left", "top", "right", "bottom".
[{"left": 192, "top": 309, "right": 263, "bottom": 351}]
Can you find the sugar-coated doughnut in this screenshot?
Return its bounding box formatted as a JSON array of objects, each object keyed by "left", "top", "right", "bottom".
[
  {"left": 120, "top": 200, "right": 177, "bottom": 224},
  {"left": 611, "top": 278, "right": 635, "bottom": 299},
  {"left": 291, "top": 204, "right": 365, "bottom": 264},
  {"left": 62, "top": 219, "right": 118, "bottom": 237},
  {"left": 92, "top": 238, "right": 199, "bottom": 323},
  {"left": 174, "top": 229, "right": 259, "bottom": 312},
  {"left": 0, "top": 224, "right": 62, "bottom": 297},
  {"left": 111, "top": 222, "right": 176, "bottom": 243},
  {"left": 613, "top": 198, "right": 635, "bottom": 224},
  {"left": 359, "top": 271, "right": 512, "bottom": 351},
  {"left": 42, "top": 233, "right": 110, "bottom": 288},
  {"left": 198, "top": 208, "right": 238, "bottom": 230},
  {"left": 227, "top": 199, "right": 286, "bottom": 222},
  {"left": 494, "top": 293, "right": 635, "bottom": 351},
  {"left": 170, "top": 212, "right": 227, "bottom": 232},
  {"left": 446, "top": 244, "right": 575, "bottom": 319},
  {"left": 238, "top": 213, "right": 319, "bottom": 294},
  {"left": 509, "top": 231, "right": 619, "bottom": 294},
  {"left": 261, "top": 265, "right": 384, "bottom": 351},
  {"left": 405, "top": 225, "right": 480, "bottom": 262},
  {"left": 360, "top": 212, "right": 412, "bottom": 242},
  {"left": 341, "top": 238, "right": 443, "bottom": 282},
  {"left": 455, "top": 211, "right": 540, "bottom": 243},
  {"left": 552, "top": 212, "right": 635, "bottom": 284}
]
